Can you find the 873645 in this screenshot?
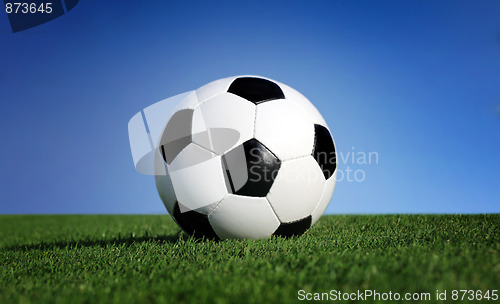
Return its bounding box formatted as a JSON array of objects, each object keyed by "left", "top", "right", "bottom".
[{"left": 5, "top": 2, "right": 53, "bottom": 14}]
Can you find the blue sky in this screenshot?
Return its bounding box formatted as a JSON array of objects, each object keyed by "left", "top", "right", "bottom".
[{"left": 0, "top": 1, "right": 499, "bottom": 214}]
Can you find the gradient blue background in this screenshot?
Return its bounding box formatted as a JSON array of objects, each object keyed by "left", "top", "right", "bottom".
[{"left": 1, "top": 1, "right": 499, "bottom": 214}]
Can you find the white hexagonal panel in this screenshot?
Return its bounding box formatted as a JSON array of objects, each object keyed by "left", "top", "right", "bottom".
[
  {"left": 195, "top": 76, "right": 236, "bottom": 104},
  {"left": 168, "top": 143, "right": 228, "bottom": 215},
  {"left": 311, "top": 171, "right": 337, "bottom": 225},
  {"left": 192, "top": 93, "right": 256, "bottom": 155},
  {"left": 267, "top": 156, "right": 325, "bottom": 222},
  {"left": 208, "top": 194, "right": 280, "bottom": 239},
  {"left": 277, "top": 82, "right": 327, "bottom": 127},
  {"left": 254, "top": 99, "right": 314, "bottom": 161}
]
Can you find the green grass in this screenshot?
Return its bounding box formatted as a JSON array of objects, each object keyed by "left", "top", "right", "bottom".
[{"left": 0, "top": 214, "right": 498, "bottom": 304}]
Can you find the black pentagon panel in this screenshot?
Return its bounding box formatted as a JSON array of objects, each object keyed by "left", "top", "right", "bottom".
[
  {"left": 222, "top": 138, "right": 281, "bottom": 197},
  {"left": 172, "top": 202, "right": 219, "bottom": 240},
  {"left": 273, "top": 216, "right": 312, "bottom": 238},
  {"left": 159, "top": 109, "right": 194, "bottom": 164},
  {"left": 312, "top": 124, "right": 336, "bottom": 179},
  {"left": 227, "top": 77, "right": 285, "bottom": 104}
]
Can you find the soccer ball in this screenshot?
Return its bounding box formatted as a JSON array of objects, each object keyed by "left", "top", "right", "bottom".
[{"left": 155, "top": 76, "right": 337, "bottom": 239}]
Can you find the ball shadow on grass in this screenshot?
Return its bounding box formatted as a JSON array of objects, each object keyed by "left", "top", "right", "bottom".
[{"left": 3, "top": 231, "right": 189, "bottom": 252}]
